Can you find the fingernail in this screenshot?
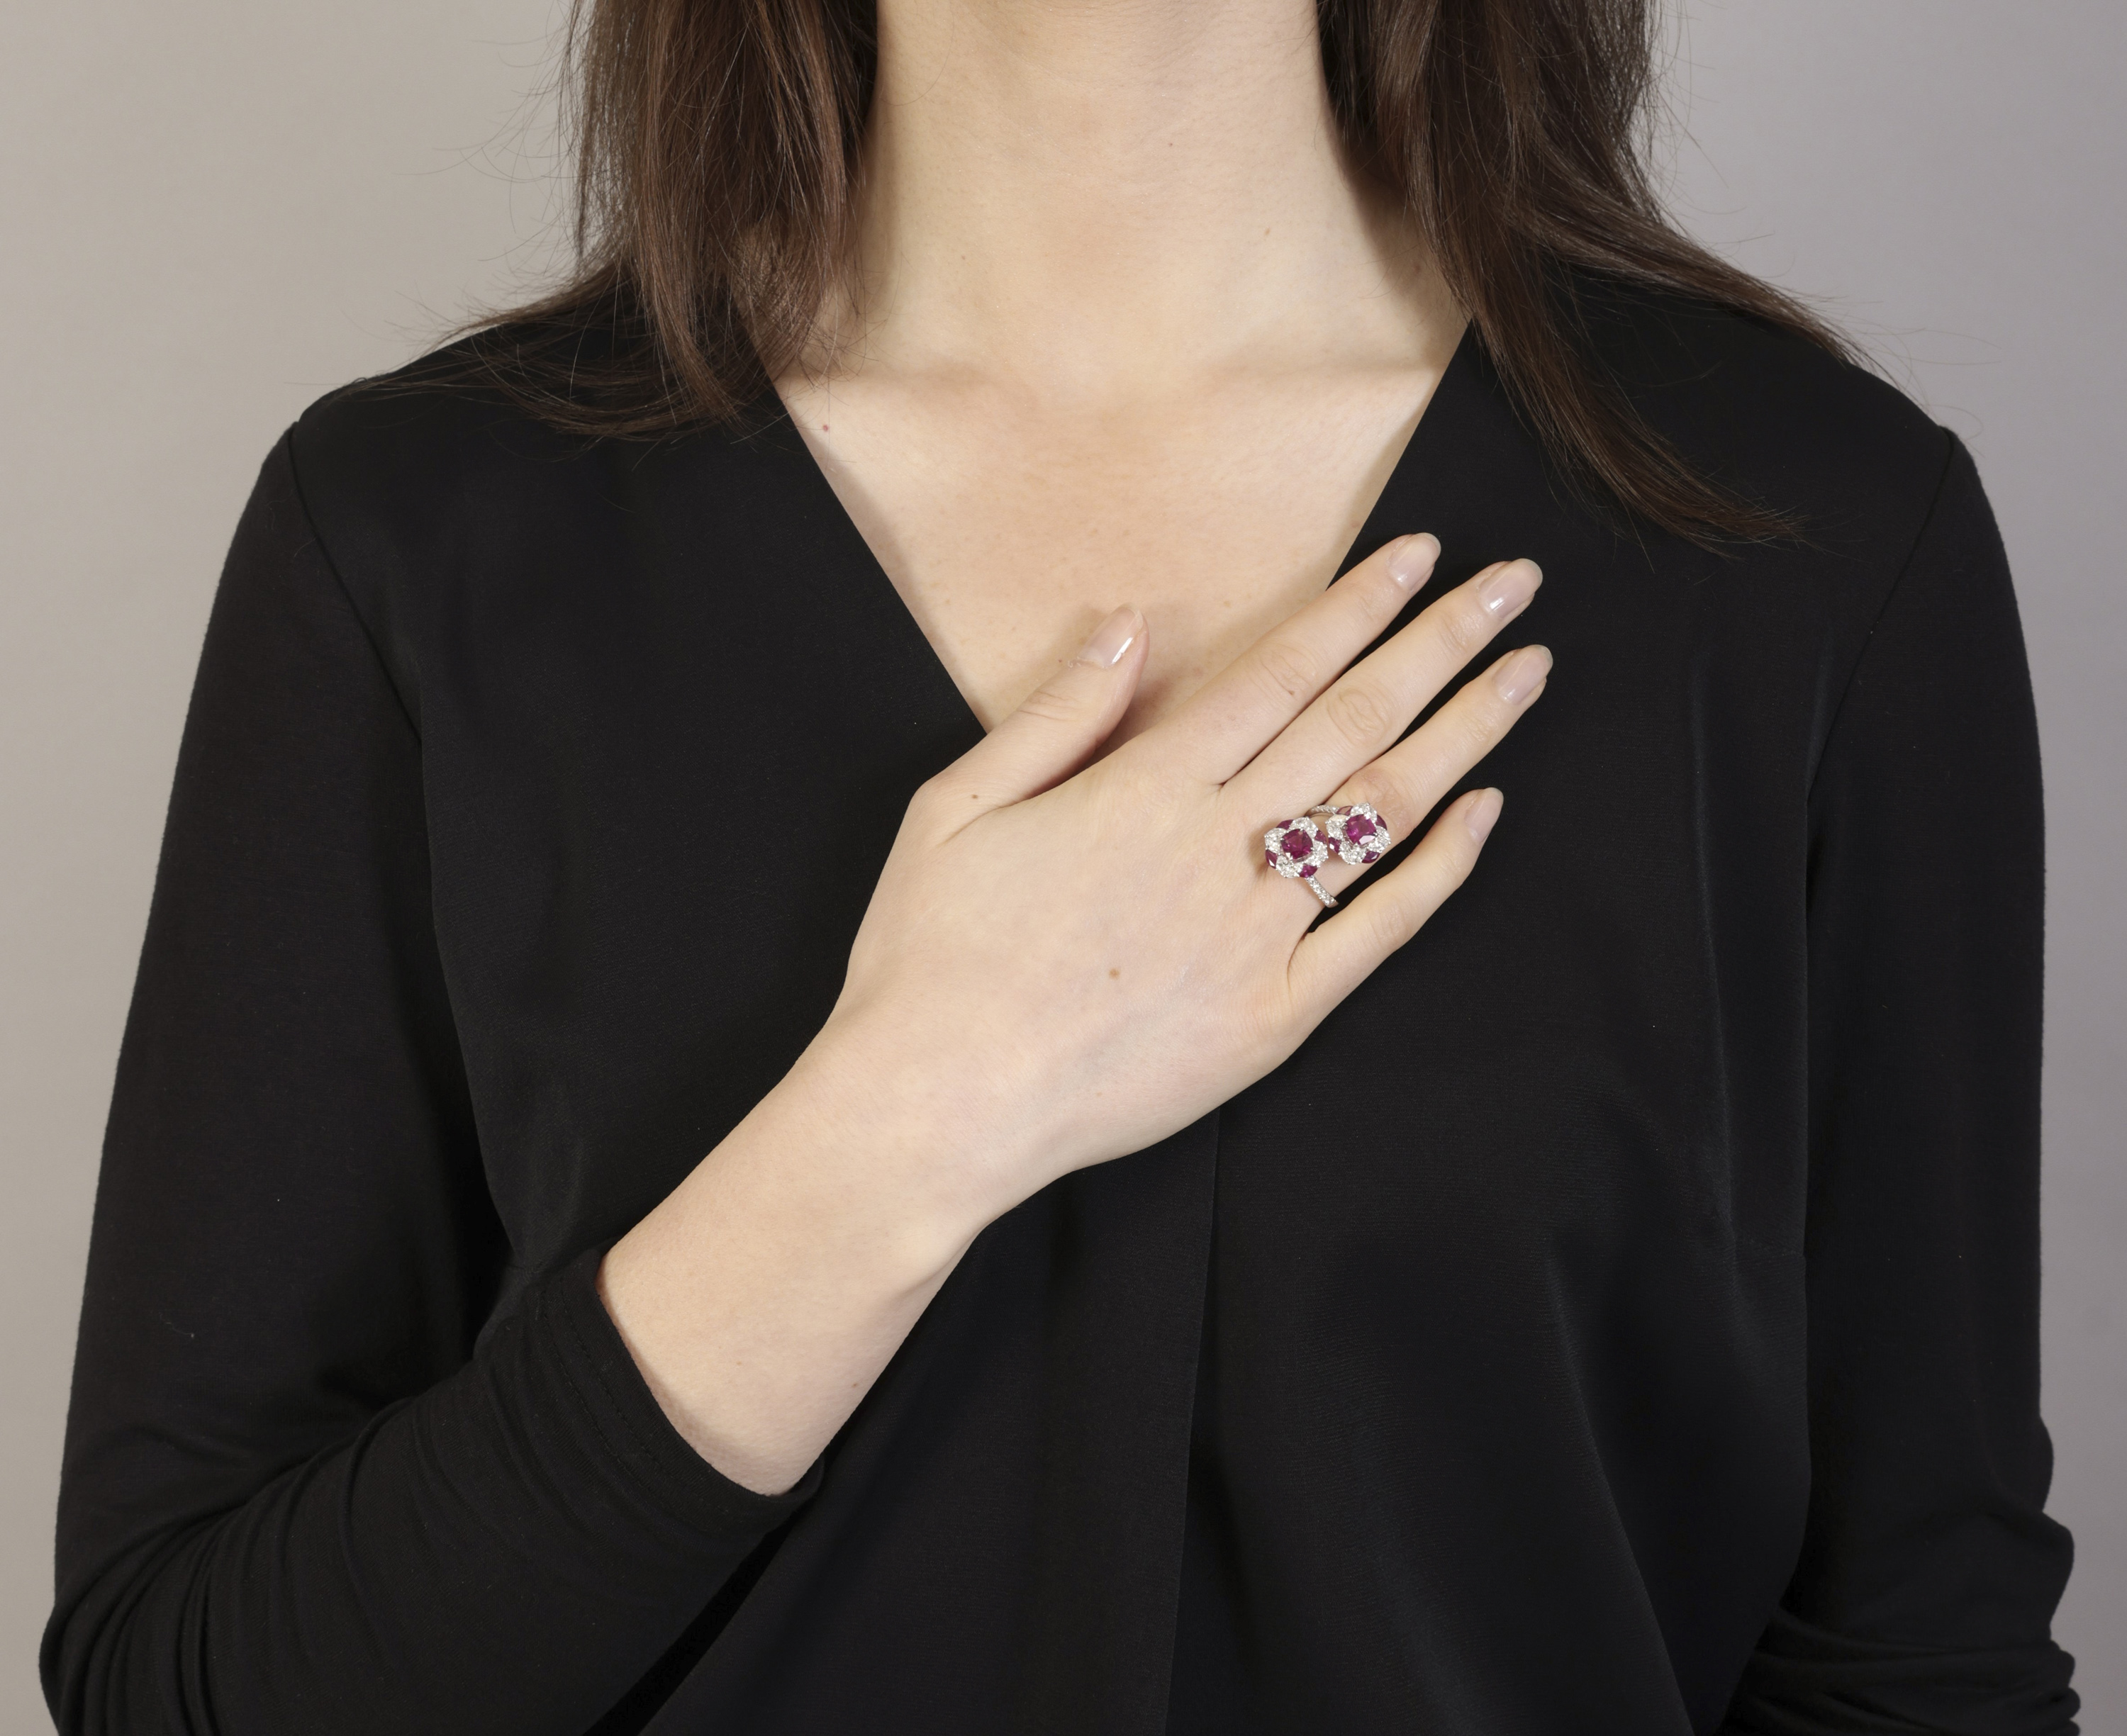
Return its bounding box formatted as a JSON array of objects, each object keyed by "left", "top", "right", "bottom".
[
  {"left": 1492, "top": 644, "right": 1552, "bottom": 705},
  {"left": 1466, "top": 788, "right": 1504, "bottom": 844},
  {"left": 1386, "top": 533, "right": 1440, "bottom": 592},
  {"left": 1478, "top": 559, "right": 1542, "bottom": 620},
  {"left": 1073, "top": 605, "right": 1141, "bottom": 668}
]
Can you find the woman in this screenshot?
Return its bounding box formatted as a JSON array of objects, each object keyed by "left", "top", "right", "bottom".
[{"left": 43, "top": 0, "right": 2077, "bottom": 1728}]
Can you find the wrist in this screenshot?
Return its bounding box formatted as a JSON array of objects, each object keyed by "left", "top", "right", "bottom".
[
  {"left": 773, "top": 1004, "right": 1045, "bottom": 1259},
  {"left": 597, "top": 1029, "right": 1002, "bottom": 1490}
]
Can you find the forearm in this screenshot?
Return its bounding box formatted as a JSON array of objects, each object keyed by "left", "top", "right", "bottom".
[{"left": 596, "top": 1014, "right": 1010, "bottom": 1495}]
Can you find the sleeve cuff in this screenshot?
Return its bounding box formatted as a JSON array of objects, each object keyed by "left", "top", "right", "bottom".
[
  {"left": 1724, "top": 1606, "right": 2078, "bottom": 1735},
  {"left": 535, "top": 1244, "right": 825, "bottom": 1540}
]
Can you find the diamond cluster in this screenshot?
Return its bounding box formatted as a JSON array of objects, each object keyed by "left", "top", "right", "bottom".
[
  {"left": 1310, "top": 801, "right": 1392, "bottom": 867},
  {"left": 1262, "top": 814, "right": 1330, "bottom": 880}
]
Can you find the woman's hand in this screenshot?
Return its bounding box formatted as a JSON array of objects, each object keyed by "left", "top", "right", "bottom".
[
  {"left": 820, "top": 532, "right": 1546, "bottom": 1236},
  {"left": 601, "top": 534, "right": 1546, "bottom": 1491}
]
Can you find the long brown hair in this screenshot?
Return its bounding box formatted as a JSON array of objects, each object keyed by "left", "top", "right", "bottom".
[{"left": 445, "top": 0, "right": 1851, "bottom": 542}]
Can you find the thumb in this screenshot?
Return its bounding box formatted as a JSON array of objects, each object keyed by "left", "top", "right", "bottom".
[{"left": 934, "top": 605, "right": 1146, "bottom": 812}]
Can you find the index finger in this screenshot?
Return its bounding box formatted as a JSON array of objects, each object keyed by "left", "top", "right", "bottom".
[{"left": 1151, "top": 534, "right": 1439, "bottom": 784}]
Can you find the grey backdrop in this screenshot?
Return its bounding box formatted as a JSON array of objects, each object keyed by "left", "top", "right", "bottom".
[{"left": 2, "top": 2, "right": 2118, "bottom": 1729}]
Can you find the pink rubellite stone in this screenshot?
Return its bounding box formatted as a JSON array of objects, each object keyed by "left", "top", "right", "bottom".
[
  {"left": 1345, "top": 812, "right": 1377, "bottom": 840},
  {"left": 1280, "top": 829, "right": 1312, "bottom": 858}
]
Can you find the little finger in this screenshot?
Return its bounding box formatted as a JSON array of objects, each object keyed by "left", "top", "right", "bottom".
[{"left": 1287, "top": 789, "right": 1506, "bottom": 1015}]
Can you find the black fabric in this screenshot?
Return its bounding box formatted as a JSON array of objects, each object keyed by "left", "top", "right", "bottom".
[{"left": 45, "top": 296, "right": 2076, "bottom": 1735}]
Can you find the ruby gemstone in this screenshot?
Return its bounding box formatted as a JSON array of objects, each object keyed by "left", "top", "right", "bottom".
[
  {"left": 1346, "top": 812, "right": 1377, "bottom": 840},
  {"left": 1281, "top": 829, "right": 1312, "bottom": 858}
]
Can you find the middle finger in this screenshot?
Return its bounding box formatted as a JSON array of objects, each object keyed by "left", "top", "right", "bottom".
[{"left": 1229, "top": 556, "right": 1542, "bottom": 817}]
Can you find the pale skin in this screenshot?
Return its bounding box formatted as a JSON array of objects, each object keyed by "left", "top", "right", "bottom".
[{"left": 596, "top": 0, "right": 1551, "bottom": 1494}]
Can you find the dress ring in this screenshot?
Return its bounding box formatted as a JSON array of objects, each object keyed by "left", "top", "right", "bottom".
[{"left": 1262, "top": 802, "right": 1393, "bottom": 910}]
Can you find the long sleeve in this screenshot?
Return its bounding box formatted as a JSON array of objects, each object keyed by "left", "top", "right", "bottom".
[
  {"left": 1721, "top": 438, "right": 2077, "bottom": 1733},
  {"left": 41, "top": 435, "right": 813, "bottom": 1736}
]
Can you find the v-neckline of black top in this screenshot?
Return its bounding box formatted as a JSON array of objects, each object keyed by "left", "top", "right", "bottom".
[{"left": 742, "top": 323, "right": 1484, "bottom": 745}]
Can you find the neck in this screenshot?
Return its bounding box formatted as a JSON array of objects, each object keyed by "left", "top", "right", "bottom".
[{"left": 813, "top": 0, "right": 1456, "bottom": 401}]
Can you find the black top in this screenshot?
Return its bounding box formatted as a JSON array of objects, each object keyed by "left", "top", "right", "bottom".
[{"left": 45, "top": 294, "right": 2077, "bottom": 1736}]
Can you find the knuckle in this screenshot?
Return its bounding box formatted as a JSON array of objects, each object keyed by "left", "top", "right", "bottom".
[
  {"left": 1252, "top": 637, "right": 1322, "bottom": 707},
  {"left": 1427, "top": 849, "right": 1475, "bottom": 909},
  {"left": 1325, "top": 681, "right": 1392, "bottom": 751},
  {"left": 1434, "top": 812, "right": 1483, "bottom": 877},
  {"left": 1341, "top": 775, "right": 1409, "bottom": 842},
  {"left": 1356, "top": 892, "right": 1414, "bottom": 956},
  {"left": 1013, "top": 673, "right": 1087, "bottom": 727},
  {"left": 1455, "top": 690, "right": 1503, "bottom": 751},
  {"left": 1436, "top": 597, "right": 1490, "bottom": 659}
]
